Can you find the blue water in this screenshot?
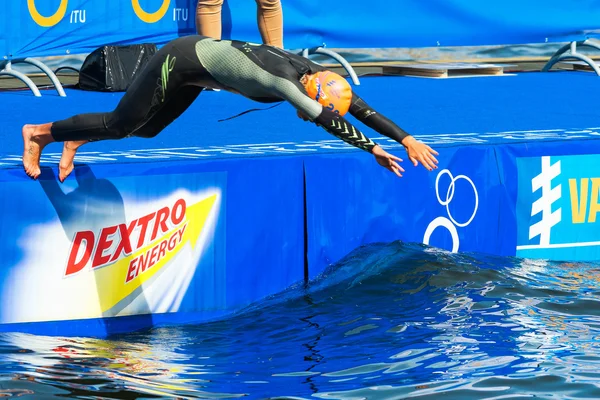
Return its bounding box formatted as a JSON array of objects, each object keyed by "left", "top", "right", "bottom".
[{"left": 2, "top": 242, "right": 600, "bottom": 399}]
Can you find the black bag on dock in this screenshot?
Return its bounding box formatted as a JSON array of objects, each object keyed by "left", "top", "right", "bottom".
[{"left": 78, "top": 43, "right": 157, "bottom": 92}]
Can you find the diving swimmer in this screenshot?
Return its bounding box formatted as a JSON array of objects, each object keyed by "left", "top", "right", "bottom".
[{"left": 21, "top": 35, "right": 439, "bottom": 182}]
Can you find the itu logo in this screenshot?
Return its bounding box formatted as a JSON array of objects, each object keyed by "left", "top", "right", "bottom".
[
  {"left": 423, "top": 169, "right": 479, "bottom": 253},
  {"left": 132, "top": 0, "right": 171, "bottom": 23},
  {"left": 527, "top": 156, "right": 562, "bottom": 246},
  {"left": 28, "top": 0, "right": 68, "bottom": 27}
]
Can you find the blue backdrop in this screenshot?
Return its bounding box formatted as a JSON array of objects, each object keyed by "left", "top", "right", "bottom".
[
  {"left": 2, "top": 0, "right": 600, "bottom": 59},
  {"left": 304, "top": 145, "right": 503, "bottom": 278}
]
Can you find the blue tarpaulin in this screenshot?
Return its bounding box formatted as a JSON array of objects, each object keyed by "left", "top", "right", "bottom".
[{"left": 2, "top": 0, "right": 600, "bottom": 59}]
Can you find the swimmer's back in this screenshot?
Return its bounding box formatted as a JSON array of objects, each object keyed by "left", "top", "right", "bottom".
[{"left": 192, "top": 36, "right": 325, "bottom": 102}]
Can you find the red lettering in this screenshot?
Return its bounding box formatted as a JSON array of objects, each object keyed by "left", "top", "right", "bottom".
[
  {"left": 126, "top": 258, "right": 138, "bottom": 283},
  {"left": 167, "top": 232, "right": 178, "bottom": 251},
  {"left": 171, "top": 199, "right": 186, "bottom": 225},
  {"left": 177, "top": 223, "right": 188, "bottom": 242},
  {"left": 151, "top": 207, "right": 170, "bottom": 241},
  {"left": 170, "top": 223, "right": 188, "bottom": 251},
  {"left": 138, "top": 250, "right": 150, "bottom": 273},
  {"left": 110, "top": 220, "right": 137, "bottom": 263},
  {"left": 136, "top": 212, "right": 155, "bottom": 248},
  {"left": 158, "top": 240, "right": 168, "bottom": 260},
  {"left": 92, "top": 225, "right": 118, "bottom": 268},
  {"left": 148, "top": 244, "right": 159, "bottom": 269},
  {"left": 179, "top": 223, "right": 187, "bottom": 235},
  {"left": 65, "top": 231, "right": 95, "bottom": 276}
]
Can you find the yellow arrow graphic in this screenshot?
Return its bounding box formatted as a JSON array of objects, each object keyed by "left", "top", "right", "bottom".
[{"left": 93, "top": 195, "right": 217, "bottom": 313}]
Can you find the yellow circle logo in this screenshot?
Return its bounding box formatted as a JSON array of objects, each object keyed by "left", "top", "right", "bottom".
[
  {"left": 28, "top": 0, "right": 68, "bottom": 27},
  {"left": 132, "top": 0, "right": 171, "bottom": 23}
]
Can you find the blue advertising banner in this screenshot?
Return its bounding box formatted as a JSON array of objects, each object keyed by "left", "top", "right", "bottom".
[
  {"left": 496, "top": 139, "right": 600, "bottom": 262},
  {"left": 304, "top": 145, "right": 502, "bottom": 278},
  {"left": 3, "top": 0, "right": 600, "bottom": 59},
  {"left": 516, "top": 155, "right": 600, "bottom": 261},
  {"left": 0, "top": 156, "right": 304, "bottom": 336},
  {"left": 0, "top": 166, "right": 226, "bottom": 328},
  {"left": 3, "top": 0, "right": 197, "bottom": 59},
  {"left": 4, "top": 135, "right": 600, "bottom": 336}
]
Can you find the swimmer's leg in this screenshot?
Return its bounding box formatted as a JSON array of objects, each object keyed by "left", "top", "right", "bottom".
[
  {"left": 23, "top": 36, "right": 207, "bottom": 180},
  {"left": 22, "top": 123, "right": 54, "bottom": 180},
  {"left": 124, "top": 85, "right": 204, "bottom": 139},
  {"left": 52, "top": 39, "right": 204, "bottom": 143},
  {"left": 57, "top": 85, "right": 203, "bottom": 182},
  {"left": 57, "top": 139, "right": 89, "bottom": 183}
]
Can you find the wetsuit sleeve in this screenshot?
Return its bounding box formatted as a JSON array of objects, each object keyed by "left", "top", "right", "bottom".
[
  {"left": 313, "top": 108, "right": 378, "bottom": 152},
  {"left": 348, "top": 93, "right": 410, "bottom": 144},
  {"left": 271, "top": 80, "right": 378, "bottom": 153}
]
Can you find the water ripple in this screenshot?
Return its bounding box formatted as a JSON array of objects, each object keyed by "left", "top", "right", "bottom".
[{"left": 0, "top": 242, "right": 598, "bottom": 398}]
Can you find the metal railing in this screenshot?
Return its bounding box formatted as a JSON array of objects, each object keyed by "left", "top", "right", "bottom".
[
  {"left": 300, "top": 45, "right": 361, "bottom": 86},
  {"left": 0, "top": 58, "right": 67, "bottom": 97}
]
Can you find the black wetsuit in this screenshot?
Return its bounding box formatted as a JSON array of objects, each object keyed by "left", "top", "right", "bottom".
[{"left": 51, "top": 35, "right": 409, "bottom": 153}]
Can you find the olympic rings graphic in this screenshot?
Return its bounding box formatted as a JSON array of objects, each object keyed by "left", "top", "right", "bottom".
[
  {"left": 132, "top": 0, "right": 171, "bottom": 23},
  {"left": 424, "top": 216, "right": 459, "bottom": 253},
  {"left": 435, "top": 169, "right": 478, "bottom": 228},
  {"left": 28, "top": 0, "right": 68, "bottom": 27},
  {"left": 423, "top": 169, "right": 479, "bottom": 253}
]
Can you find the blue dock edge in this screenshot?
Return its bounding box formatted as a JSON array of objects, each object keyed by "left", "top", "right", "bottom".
[{"left": 1, "top": 72, "right": 600, "bottom": 336}]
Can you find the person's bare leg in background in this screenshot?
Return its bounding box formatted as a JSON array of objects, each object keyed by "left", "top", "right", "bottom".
[{"left": 196, "top": 0, "right": 283, "bottom": 48}]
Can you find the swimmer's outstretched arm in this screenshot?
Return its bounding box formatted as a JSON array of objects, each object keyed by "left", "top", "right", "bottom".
[
  {"left": 314, "top": 108, "right": 412, "bottom": 177},
  {"left": 275, "top": 80, "right": 408, "bottom": 177},
  {"left": 348, "top": 93, "right": 439, "bottom": 171}
]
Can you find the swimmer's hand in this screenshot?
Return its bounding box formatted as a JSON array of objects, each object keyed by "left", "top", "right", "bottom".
[
  {"left": 401, "top": 136, "right": 439, "bottom": 171},
  {"left": 372, "top": 145, "right": 405, "bottom": 178}
]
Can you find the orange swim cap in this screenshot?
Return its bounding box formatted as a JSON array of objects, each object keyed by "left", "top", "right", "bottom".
[{"left": 303, "top": 71, "right": 352, "bottom": 116}]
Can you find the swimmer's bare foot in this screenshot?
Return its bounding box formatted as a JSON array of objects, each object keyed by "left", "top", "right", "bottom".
[
  {"left": 59, "top": 140, "right": 88, "bottom": 183},
  {"left": 22, "top": 123, "right": 54, "bottom": 180}
]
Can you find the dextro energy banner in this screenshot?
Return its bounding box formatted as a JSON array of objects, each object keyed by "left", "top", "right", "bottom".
[{"left": 0, "top": 167, "right": 225, "bottom": 325}]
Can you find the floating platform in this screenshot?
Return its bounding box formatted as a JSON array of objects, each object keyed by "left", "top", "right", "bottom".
[
  {"left": 1, "top": 72, "right": 600, "bottom": 337},
  {"left": 381, "top": 63, "right": 512, "bottom": 78},
  {"left": 560, "top": 60, "right": 600, "bottom": 72}
]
